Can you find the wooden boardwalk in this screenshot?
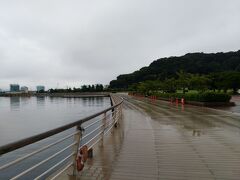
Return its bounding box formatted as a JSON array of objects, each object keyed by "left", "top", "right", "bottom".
[{"left": 61, "top": 95, "right": 240, "bottom": 180}]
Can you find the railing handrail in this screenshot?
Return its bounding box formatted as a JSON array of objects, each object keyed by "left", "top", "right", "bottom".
[{"left": 0, "top": 99, "right": 123, "bottom": 156}]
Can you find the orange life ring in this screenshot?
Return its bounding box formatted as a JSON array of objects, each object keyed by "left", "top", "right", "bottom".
[
  {"left": 76, "top": 145, "right": 88, "bottom": 171},
  {"left": 81, "top": 145, "right": 88, "bottom": 162},
  {"left": 76, "top": 155, "right": 84, "bottom": 171}
]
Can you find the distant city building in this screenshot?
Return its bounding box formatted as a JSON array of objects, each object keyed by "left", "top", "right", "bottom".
[
  {"left": 36, "top": 85, "right": 45, "bottom": 92},
  {"left": 10, "top": 84, "right": 20, "bottom": 92},
  {"left": 20, "top": 86, "right": 28, "bottom": 93}
]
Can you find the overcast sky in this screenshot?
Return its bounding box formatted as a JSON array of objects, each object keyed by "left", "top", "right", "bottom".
[{"left": 0, "top": 0, "right": 240, "bottom": 90}]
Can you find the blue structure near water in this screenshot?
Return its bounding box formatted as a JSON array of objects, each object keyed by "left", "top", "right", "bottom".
[
  {"left": 10, "top": 84, "right": 20, "bottom": 92},
  {"left": 36, "top": 85, "right": 45, "bottom": 92}
]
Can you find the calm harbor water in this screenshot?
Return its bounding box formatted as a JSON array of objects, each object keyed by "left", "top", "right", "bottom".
[
  {"left": 0, "top": 96, "right": 111, "bottom": 179},
  {"left": 0, "top": 96, "right": 110, "bottom": 146}
]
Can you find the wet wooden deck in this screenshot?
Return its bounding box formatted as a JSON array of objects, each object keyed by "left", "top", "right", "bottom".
[{"left": 60, "top": 95, "right": 240, "bottom": 180}]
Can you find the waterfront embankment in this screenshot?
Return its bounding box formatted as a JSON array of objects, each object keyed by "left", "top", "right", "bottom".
[{"left": 0, "top": 92, "right": 110, "bottom": 98}]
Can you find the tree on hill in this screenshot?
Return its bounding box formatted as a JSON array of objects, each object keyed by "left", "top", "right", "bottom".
[
  {"left": 216, "top": 72, "right": 240, "bottom": 94},
  {"left": 162, "top": 78, "right": 177, "bottom": 93},
  {"left": 176, "top": 70, "right": 190, "bottom": 94},
  {"left": 189, "top": 74, "right": 210, "bottom": 92},
  {"left": 109, "top": 50, "right": 240, "bottom": 89}
]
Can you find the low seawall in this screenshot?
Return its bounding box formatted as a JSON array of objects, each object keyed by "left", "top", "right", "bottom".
[
  {"left": 46, "top": 92, "right": 110, "bottom": 98},
  {"left": 0, "top": 92, "right": 110, "bottom": 98},
  {"left": 0, "top": 93, "right": 32, "bottom": 97},
  {"left": 156, "top": 97, "right": 235, "bottom": 107}
]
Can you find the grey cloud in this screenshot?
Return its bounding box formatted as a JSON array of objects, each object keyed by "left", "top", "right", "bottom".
[{"left": 0, "top": 0, "right": 240, "bottom": 90}]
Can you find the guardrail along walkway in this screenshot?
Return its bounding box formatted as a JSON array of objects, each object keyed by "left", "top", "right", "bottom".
[
  {"left": 1, "top": 94, "right": 240, "bottom": 180},
  {"left": 0, "top": 94, "right": 123, "bottom": 180},
  {"left": 76, "top": 94, "right": 240, "bottom": 180}
]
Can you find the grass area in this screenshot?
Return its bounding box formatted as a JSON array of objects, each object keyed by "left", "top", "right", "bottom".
[
  {"left": 176, "top": 89, "right": 234, "bottom": 94},
  {"left": 154, "top": 91, "right": 231, "bottom": 103}
]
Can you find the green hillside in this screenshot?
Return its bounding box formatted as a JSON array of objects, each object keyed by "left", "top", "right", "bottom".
[{"left": 109, "top": 50, "right": 240, "bottom": 89}]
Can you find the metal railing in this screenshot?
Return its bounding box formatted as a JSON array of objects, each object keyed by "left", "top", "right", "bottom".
[{"left": 0, "top": 95, "right": 123, "bottom": 179}]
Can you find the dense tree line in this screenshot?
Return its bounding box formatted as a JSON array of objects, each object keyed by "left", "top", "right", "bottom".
[
  {"left": 109, "top": 50, "right": 240, "bottom": 90},
  {"left": 129, "top": 71, "right": 240, "bottom": 95},
  {"left": 49, "top": 84, "right": 104, "bottom": 93}
]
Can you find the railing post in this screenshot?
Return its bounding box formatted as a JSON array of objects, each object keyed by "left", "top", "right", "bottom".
[
  {"left": 114, "top": 107, "right": 119, "bottom": 128},
  {"left": 72, "top": 125, "right": 82, "bottom": 176},
  {"left": 100, "top": 112, "right": 107, "bottom": 146},
  {"left": 116, "top": 103, "right": 122, "bottom": 126},
  {"left": 120, "top": 103, "right": 123, "bottom": 119}
]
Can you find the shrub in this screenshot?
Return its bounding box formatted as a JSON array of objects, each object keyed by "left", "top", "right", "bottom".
[
  {"left": 154, "top": 92, "right": 231, "bottom": 102},
  {"left": 198, "top": 92, "right": 231, "bottom": 102}
]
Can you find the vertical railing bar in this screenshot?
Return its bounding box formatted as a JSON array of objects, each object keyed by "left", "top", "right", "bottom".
[
  {"left": 105, "top": 111, "right": 119, "bottom": 130},
  {"left": 72, "top": 126, "right": 81, "bottom": 176},
  {"left": 100, "top": 112, "right": 107, "bottom": 146}
]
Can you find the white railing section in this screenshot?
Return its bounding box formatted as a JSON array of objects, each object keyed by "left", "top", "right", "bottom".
[{"left": 0, "top": 95, "right": 123, "bottom": 179}]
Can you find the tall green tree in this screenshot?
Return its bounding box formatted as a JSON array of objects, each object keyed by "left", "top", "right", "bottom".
[
  {"left": 189, "top": 74, "right": 210, "bottom": 92},
  {"left": 218, "top": 72, "right": 240, "bottom": 94},
  {"left": 176, "top": 70, "right": 190, "bottom": 94},
  {"left": 162, "top": 78, "right": 176, "bottom": 93}
]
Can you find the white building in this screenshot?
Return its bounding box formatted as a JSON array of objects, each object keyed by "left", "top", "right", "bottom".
[{"left": 20, "top": 86, "right": 28, "bottom": 93}]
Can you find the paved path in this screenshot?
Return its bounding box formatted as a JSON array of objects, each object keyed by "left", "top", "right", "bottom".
[
  {"left": 216, "top": 95, "right": 240, "bottom": 114},
  {"left": 69, "top": 95, "right": 240, "bottom": 180}
]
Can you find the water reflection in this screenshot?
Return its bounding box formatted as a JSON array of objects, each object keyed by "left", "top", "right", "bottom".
[
  {"left": 96, "top": 97, "right": 104, "bottom": 105},
  {"left": 66, "top": 97, "right": 72, "bottom": 104},
  {"left": 36, "top": 96, "right": 46, "bottom": 107},
  {"left": 10, "top": 97, "right": 20, "bottom": 111},
  {"left": 81, "top": 97, "right": 105, "bottom": 107},
  {"left": 192, "top": 129, "right": 201, "bottom": 136},
  {"left": 20, "top": 97, "right": 30, "bottom": 106},
  {"left": 49, "top": 96, "right": 55, "bottom": 103}
]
